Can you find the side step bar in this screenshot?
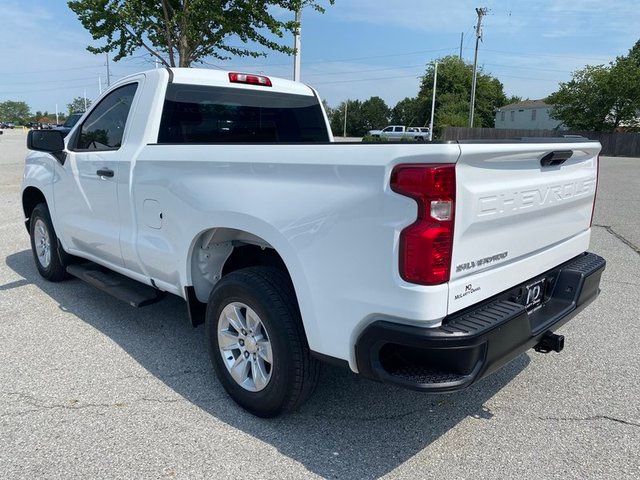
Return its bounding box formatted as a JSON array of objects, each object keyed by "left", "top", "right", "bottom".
[{"left": 66, "top": 263, "right": 164, "bottom": 307}]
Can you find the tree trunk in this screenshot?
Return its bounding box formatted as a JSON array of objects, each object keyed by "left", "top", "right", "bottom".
[
  {"left": 178, "top": 0, "right": 191, "bottom": 67},
  {"left": 178, "top": 37, "right": 191, "bottom": 67},
  {"left": 160, "top": 0, "right": 176, "bottom": 67}
]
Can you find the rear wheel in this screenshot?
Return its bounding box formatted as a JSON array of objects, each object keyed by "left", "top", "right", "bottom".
[
  {"left": 29, "top": 203, "right": 69, "bottom": 282},
  {"left": 205, "top": 266, "right": 320, "bottom": 417}
]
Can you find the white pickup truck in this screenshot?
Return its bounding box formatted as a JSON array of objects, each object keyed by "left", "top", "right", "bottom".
[
  {"left": 22, "top": 68, "right": 605, "bottom": 417},
  {"left": 368, "top": 125, "right": 430, "bottom": 141}
]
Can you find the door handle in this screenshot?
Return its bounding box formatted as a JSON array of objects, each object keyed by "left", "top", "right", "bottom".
[{"left": 96, "top": 168, "right": 114, "bottom": 178}]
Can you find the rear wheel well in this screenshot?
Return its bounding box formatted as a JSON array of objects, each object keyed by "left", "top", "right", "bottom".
[
  {"left": 189, "top": 228, "right": 294, "bottom": 306},
  {"left": 222, "top": 245, "right": 288, "bottom": 277}
]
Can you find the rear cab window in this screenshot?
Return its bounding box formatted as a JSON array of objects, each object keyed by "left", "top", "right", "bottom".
[{"left": 158, "top": 84, "right": 329, "bottom": 143}]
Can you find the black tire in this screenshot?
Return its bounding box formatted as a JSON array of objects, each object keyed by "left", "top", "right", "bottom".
[
  {"left": 205, "top": 266, "right": 320, "bottom": 417},
  {"left": 29, "top": 203, "right": 69, "bottom": 282}
]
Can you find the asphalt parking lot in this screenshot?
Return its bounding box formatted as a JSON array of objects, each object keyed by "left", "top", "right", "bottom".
[{"left": 0, "top": 128, "right": 638, "bottom": 479}]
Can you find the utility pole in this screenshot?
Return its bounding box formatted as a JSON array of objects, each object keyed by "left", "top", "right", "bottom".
[
  {"left": 98, "top": 76, "right": 102, "bottom": 95},
  {"left": 83, "top": 89, "right": 88, "bottom": 111},
  {"left": 469, "top": 7, "right": 488, "bottom": 128},
  {"left": 428, "top": 62, "right": 438, "bottom": 141},
  {"left": 343, "top": 101, "right": 348, "bottom": 138},
  {"left": 55, "top": 104, "right": 59, "bottom": 125},
  {"left": 459, "top": 32, "right": 464, "bottom": 60},
  {"left": 293, "top": 9, "right": 302, "bottom": 81},
  {"left": 106, "top": 53, "right": 111, "bottom": 87}
]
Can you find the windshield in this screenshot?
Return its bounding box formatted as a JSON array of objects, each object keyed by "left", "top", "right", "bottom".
[{"left": 63, "top": 113, "right": 83, "bottom": 128}]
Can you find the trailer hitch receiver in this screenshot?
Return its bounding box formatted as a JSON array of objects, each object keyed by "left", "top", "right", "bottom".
[{"left": 534, "top": 332, "right": 565, "bottom": 354}]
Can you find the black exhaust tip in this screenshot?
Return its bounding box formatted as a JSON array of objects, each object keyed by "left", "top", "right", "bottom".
[{"left": 534, "top": 332, "right": 565, "bottom": 354}]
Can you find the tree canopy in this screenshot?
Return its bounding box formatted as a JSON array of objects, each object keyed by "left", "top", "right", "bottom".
[
  {"left": 548, "top": 40, "right": 640, "bottom": 131},
  {"left": 67, "top": 96, "right": 92, "bottom": 114},
  {"left": 329, "top": 97, "right": 391, "bottom": 137},
  {"left": 68, "top": 0, "right": 333, "bottom": 67},
  {"left": 418, "top": 56, "right": 508, "bottom": 130},
  {"left": 389, "top": 97, "right": 426, "bottom": 126},
  {"left": 0, "top": 101, "right": 31, "bottom": 124}
]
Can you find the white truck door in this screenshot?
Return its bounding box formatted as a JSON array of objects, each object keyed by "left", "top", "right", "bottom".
[
  {"left": 392, "top": 126, "right": 405, "bottom": 139},
  {"left": 380, "top": 126, "right": 394, "bottom": 139},
  {"left": 53, "top": 83, "right": 139, "bottom": 267}
]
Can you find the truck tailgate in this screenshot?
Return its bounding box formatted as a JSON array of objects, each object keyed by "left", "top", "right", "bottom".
[{"left": 448, "top": 141, "right": 600, "bottom": 314}]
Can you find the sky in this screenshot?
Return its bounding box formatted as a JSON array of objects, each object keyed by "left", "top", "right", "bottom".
[{"left": 1, "top": 0, "right": 639, "bottom": 115}]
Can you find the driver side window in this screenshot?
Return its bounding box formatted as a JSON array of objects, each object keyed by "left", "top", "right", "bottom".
[{"left": 75, "top": 83, "right": 138, "bottom": 151}]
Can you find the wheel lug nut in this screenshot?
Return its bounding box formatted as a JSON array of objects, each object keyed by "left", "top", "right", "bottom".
[
  {"left": 241, "top": 329, "right": 247, "bottom": 336},
  {"left": 239, "top": 339, "right": 244, "bottom": 346},
  {"left": 244, "top": 351, "right": 249, "bottom": 358}
]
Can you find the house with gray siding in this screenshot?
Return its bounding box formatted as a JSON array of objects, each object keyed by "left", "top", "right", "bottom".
[{"left": 495, "top": 99, "right": 565, "bottom": 130}]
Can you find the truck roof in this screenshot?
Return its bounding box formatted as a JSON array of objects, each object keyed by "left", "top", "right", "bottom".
[{"left": 115, "top": 67, "right": 316, "bottom": 97}]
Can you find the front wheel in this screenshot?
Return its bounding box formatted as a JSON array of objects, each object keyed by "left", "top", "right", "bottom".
[
  {"left": 29, "top": 203, "right": 69, "bottom": 282},
  {"left": 205, "top": 266, "right": 320, "bottom": 417}
]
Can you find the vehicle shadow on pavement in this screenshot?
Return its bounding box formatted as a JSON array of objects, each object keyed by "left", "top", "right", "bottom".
[{"left": 6, "top": 249, "right": 530, "bottom": 479}]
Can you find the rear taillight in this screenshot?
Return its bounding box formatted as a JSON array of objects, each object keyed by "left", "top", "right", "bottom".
[
  {"left": 391, "top": 164, "right": 456, "bottom": 285},
  {"left": 590, "top": 155, "right": 599, "bottom": 227},
  {"left": 229, "top": 72, "right": 272, "bottom": 87}
]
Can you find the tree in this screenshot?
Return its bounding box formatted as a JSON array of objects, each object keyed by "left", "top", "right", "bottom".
[
  {"left": 359, "top": 96, "right": 390, "bottom": 131},
  {"left": 68, "top": 97, "right": 92, "bottom": 114},
  {"left": 548, "top": 66, "right": 617, "bottom": 131},
  {"left": 418, "top": 56, "right": 509, "bottom": 130},
  {"left": 548, "top": 40, "right": 640, "bottom": 131},
  {"left": 330, "top": 100, "right": 362, "bottom": 137},
  {"left": 505, "top": 95, "right": 522, "bottom": 105},
  {"left": 68, "top": 0, "right": 333, "bottom": 68},
  {"left": 0, "top": 101, "right": 31, "bottom": 124},
  {"left": 328, "top": 97, "right": 390, "bottom": 137},
  {"left": 321, "top": 99, "right": 333, "bottom": 123},
  {"left": 390, "top": 97, "right": 426, "bottom": 126}
]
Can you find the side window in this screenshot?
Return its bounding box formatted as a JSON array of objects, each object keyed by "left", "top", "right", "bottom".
[
  {"left": 75, "top": 83, "right": 138, "bottom": 151},
  {"left": 394, "top": 126, "right": 403, "bottom": 132},
  {"left": 501, "top": 111, "right": 505, "bottom": 122},
  {"left": 531, "top": 109, "right": 537, "bottom": 120},
  {"left": 382, "top": 127, "right": 393, "bottom": 132},
  {"left": 510, "top": 110, "right": 515, "bottom": 122}
]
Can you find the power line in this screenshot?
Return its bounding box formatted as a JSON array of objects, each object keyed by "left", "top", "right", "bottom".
[
  {"left": 0, "top": 81, "right": 98, "bottom": 95},
  {"left": 304, "top": 63, "right": 426, "bottom": 78},
  {"left": 0, "top": 75, "right": 101, "bottom": 86},
  {"left": 228, "top": 47, "right": 459, "bottom": 69},
  {"left": 313, "top": 73, "right": 424, "bottom": 85},
  {"left": 482, "top": 62, "right": 573, "bottom": 74},
  {"left": 0, "top": 64, "right": 103, "bottom": 76},
  {"left": 478, "top": 48, "right": 615, "bottom": 62}
]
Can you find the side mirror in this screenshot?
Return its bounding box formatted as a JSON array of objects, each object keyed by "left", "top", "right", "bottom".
[{"left": 27, "top": 129, "right": 66, "bottom": 163}]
